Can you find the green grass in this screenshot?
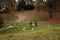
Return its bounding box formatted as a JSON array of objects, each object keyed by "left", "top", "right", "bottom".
[
  {"left": 0, "top": 23, "right": 60, "bottom": 34},
  {"left": 0, "top": 23, "right": 60, "bottom": 40},
  {"left": 0, "top": 8, "right": 60, "bottom": 40}
]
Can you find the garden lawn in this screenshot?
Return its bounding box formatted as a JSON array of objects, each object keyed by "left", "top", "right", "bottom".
[{"left": 0, "top": 23, "right": 60, "bottom": 40}]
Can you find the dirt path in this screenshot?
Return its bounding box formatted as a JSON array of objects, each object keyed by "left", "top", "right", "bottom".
[{"left": 16, "top": 14, "right": 27, "bottom": 22}]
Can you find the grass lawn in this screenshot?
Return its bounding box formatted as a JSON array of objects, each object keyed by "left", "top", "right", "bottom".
[
  {"left": 0, "top": 10, "right": 60, "bottom": 40},
  {"left": 0, "top": 23, "right": 60, "bottom": 40}
]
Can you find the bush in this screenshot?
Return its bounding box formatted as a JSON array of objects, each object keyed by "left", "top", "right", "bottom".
[
  {"left": 25, "top": 5, "right": 35, "bottom": 10},
  {"left": 16, "top": 3, "right": 35, "bottom": 11},
  {"left": 16, "top": 3, "right": 26, "bottom": 11}
]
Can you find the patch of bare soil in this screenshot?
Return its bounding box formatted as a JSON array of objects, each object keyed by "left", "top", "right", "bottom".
[
  {"left": 16, "top": 14, "right": 27, "bottom": 22},
  {"left": 38, "top": 11, "right": 60, "bottom": 24},
  {"left": 15, "top": 9, "right": 60, "bottom": 24}
]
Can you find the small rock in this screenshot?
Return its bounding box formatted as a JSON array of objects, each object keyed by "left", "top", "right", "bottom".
[
  {"left": 32, "top": 28, "right": 34, "bottom": 31},
  {"left": 48, "top": 25, "right": 50, "bottom": 27},
  {"left": 22, "top": 27, "right": 26, "bottom": 31}
]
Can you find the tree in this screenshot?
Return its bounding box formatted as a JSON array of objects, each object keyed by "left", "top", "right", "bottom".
[
  {"left": 0, "top": 0, "right": 16, "bottom": 13},
  {"left": 0, "top": 15, "right": 4, "bottom": 28},
  {"left": 47, "top": 0, "right": 56, "bottom": 18},
  {"left": 36, "top": 0, "right": 40, "bottom": 11},
  {"left": 16, "top": 0, "right": 26, "bottom": 11},
  {"left": 25, "top": 0, "right": 35, "bottom": 10}
]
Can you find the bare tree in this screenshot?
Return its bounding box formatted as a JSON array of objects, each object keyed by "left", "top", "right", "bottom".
[
  {"left": 0, "top": 0, "right": 16, "bottom": 13},
  {"left": 47, "top": 0, "right": 56, "bottom": 18},
  {"left": 0, "top": 15, "right": 4, "bottom": 28},
  {"left": 36, "top": 0, "right": 40, "bottom": 11}
]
